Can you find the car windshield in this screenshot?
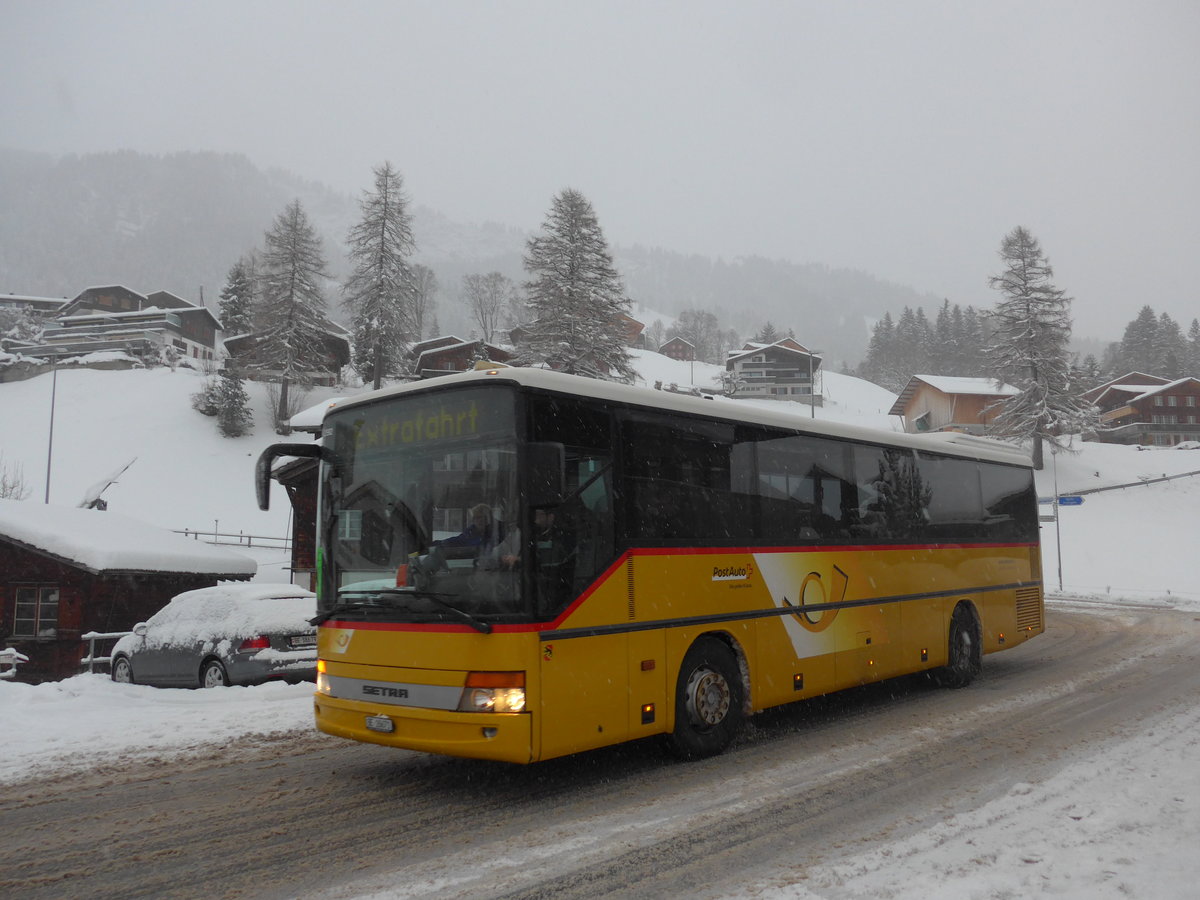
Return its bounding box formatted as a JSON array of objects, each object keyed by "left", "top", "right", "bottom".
[{"left": 321, "top": 385, "right": 526, "bottom": 623}]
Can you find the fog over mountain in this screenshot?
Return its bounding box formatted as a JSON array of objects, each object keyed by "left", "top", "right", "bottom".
[
  {"left": 0, "top": 149, "right": 939, "bottom": 367},
  {"left": 6, "top": 2, "right": 1195, "bottom": 368}
]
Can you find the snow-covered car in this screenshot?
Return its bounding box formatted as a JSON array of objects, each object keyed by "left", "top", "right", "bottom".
[{"left": 110, "top": 583, "right": 317, "bottom": 688}]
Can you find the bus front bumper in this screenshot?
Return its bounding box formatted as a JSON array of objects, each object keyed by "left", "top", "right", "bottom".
[{"left": 313, "top": 694, "right": 534, "bottom": 764}]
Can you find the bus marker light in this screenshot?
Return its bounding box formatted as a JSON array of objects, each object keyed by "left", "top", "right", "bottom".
[
  {"left": 793, "top": 674, "right": 804, "bottom": 691},
  {"left": 641, "top": 659, "right": 655, "bottom": 671},
  {"left": 921, "top": 648, "right": 928, "bottom": 662},
  {"left": 641, "top": 703, "right": 655, "bottom": 724},
  {"left": 998, "top": 632, "right": 1006, "bottom": 644}
]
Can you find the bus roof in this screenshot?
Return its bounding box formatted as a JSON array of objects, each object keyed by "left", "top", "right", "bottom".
[{"left": 327, "top": 367, "right": 1034, "bottom": 468}]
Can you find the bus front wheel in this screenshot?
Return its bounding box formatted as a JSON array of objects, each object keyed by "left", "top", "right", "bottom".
[
  {"left": 667, "top": 637, "right": 745, "bottom": 759},
  {"left": 939, "top": 604, "right": 982, "bottom": 688}
]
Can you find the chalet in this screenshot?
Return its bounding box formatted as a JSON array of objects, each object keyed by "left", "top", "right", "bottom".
[
  {"left": 7, "top": 285, "right": 222, "bottom": 364},
  {"left": 0, "top": 500, "right": 256, "bottom": 682},
  {"left": 411, "top": 336, "right": 513, "bottom": 379},
  {"left": 889, "top": 375, "right": 1020, "bottom": 434},
  {"left": 725, "top": 339, "right": 823, "bottom": 404},
  {"left": 659, "top": 336, "right": 695, "bottom": 361},
  {"left": 222, "top": 322, "right": 351, "bottom": 387},
  {"left": 618, "top": 313, "right": 646, "bottom": 348},
  {"left": 0, "top": 292, "right": 69, "bottom": 318},
  {"left": 1083, "top": 373, "right": 1200, "bottom": 446}
]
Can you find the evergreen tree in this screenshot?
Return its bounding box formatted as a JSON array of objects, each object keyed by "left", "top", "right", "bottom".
[
  {"left": 1187, "top": 319, "right": 1200, "bottom": 374},
  {"left": 753, "top": 321, "right": 781, "bottom": 344},
  {"left": 1157, "top": 312, "right": 1185, "bottom": 379},
  {"left": 256, "top": 199, "right": 331, "bottom": 426},
  {"left": 859, "top": 311, "right": 904, "bottom": 391},
  {"left": 217, "top": 258, "right": 255, "bottom": 335},
  {"left": 342, "top": 162, "right": 417, "bottom": 390},
  {"left": 985, "top": 226, "right": 1096, "bottom": 468},
  {"left": 463, "top": 272, "right": 516, "bottom": 344},
  {"left": 519, "top": 189, "right": 634, "bottom": 381},
  {"left": 215, "top": 370, "right": 254, "bottom": 437},
  {"left": 1117, "top": 305, "right": 1160, "bottom": 374}
]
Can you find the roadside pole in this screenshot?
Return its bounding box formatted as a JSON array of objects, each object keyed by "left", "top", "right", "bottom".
[{"left": 1052, "top": 446, "right": 1063, "bottom": 591}]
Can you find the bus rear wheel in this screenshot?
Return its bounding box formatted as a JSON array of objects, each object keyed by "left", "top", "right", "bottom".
[
  {"left": 939, "top": 604, "right": 981, "bottom": 688},
  {"left": 668, "top": 637, "right": 744, "bottom": 759}
]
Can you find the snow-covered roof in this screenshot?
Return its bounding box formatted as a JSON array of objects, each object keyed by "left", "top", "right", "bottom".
[
  {"left": 888, "top": 375, "right": 1020, "bottom": 417},
  {"left": 0, "top": 500, "right": 257, "bottom": 576},
  {"left": 1129, "top": 377, "right": 1200, "bottom": 403},
  {"left": 726, "top": 338, "right": 819, "bottom": 362},
  {"left": 289, "top": 397, "right": 346, "bottom": 432}
]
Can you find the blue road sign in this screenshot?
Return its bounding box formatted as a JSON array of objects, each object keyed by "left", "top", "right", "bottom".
[{"left": 1058, "top": 495, "right": 1084, "bottom": 506}]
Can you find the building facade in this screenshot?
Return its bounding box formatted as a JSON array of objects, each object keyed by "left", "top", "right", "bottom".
[{"left": 889, "top": 375, "right": 1020, "bottom": 434}]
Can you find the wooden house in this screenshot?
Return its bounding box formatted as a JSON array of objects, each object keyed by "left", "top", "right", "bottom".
[
  {"left": 725, "top": 339, "right": 823, "bottom": 404},
  {"left": 1083, "top": 373, "right": 1200, "bottom": 446},
  {"left": 412, "top": 337, "right": 513, "bottom": 379},
  {"left": 889, "top": 375, "right": 1019, "bottom": 434},
  {"left": 222, "top": 322, "right": 351, "bottom": 387},
  {"left": 11, "top": 285, "right": 222, "bottom": 364},
  {"left": 659, "top": 336, "right": 695, "bottom": 361},
  {"left": 0, "top": 500, "right": 256, "bottom": 682}
]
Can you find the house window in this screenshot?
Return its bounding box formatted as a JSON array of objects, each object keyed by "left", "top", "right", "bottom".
[
  {"left": 12, "top": 586, "right": 60, "bottom": 639},
  {"left": 1155, "top": 397, "right": 1164, "bottom": 406},
  {"left": 1168, "top": 396, "right": 1178, "bottom": 407},
  {"left": 1187, "top": 397, "right": 1196, "bottom": 407}
]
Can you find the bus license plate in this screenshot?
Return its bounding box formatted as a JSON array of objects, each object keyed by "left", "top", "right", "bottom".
[{"left": 365, "top": 715, "right": 395, "bottom": 734}]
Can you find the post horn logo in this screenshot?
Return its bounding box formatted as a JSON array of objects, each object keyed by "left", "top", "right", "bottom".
[{"left": 781, "top": 565, "right": 849, "bottom": 633}]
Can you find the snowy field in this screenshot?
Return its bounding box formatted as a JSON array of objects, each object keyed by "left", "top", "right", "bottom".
[{"left": 2, "top": 355, "right": 1200, "bottom": 897}]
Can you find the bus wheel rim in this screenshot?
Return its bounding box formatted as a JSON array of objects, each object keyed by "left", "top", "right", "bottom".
[{"left": 686, "top": 667, "right": 731, "bottom": 727}]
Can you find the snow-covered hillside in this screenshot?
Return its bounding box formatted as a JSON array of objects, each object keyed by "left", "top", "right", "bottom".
[{"left": 3, "top": 354, "right": 1200, "bottom": 897}]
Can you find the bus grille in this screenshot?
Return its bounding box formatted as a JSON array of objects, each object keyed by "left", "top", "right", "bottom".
[
  {"left": 1015, "top": 587, "right": 1043, "bottom": 630},
  {"left": 626, "top": 557, "right": 635, "bottom": 619}
]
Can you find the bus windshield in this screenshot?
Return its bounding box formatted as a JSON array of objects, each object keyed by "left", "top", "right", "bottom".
[{"left": 320, "top": 385, "right": 525, "bottom": 624}]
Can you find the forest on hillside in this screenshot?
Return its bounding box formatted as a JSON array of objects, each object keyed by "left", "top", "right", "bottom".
[{"left": 0, "top": 149, "right": 940, "bottom": 366}]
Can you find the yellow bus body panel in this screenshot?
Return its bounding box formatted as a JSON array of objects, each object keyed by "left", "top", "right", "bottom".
[{"left": 314, "top": 543, "right": 1043, "bottom": 762}]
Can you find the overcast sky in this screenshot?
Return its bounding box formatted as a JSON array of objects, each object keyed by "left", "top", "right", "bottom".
[{"left": 4, "top": 0, "right": 1197, "bottom": 340}]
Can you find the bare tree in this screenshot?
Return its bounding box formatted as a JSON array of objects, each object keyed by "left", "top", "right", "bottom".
[
  {"left": 0, "top": 453, "right": 31, "bottom": 501},
  {"left": 463, "top": 272, "right": 517, "bottom": 344},
  {"left": 410, "top": 264, "right": 438, "bottom": 342}
]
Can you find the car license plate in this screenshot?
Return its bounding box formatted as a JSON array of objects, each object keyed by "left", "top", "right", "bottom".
[
  {"left": 365, "top": 715, "right": 395, "bottom": 734},
  {"left": 289, "top": 635, "right": 317, "bottom": 649}
]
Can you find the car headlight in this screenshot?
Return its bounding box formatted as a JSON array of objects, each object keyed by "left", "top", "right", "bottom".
[{"left": 457, "top": 672, "right": 526, "bottom": 713}]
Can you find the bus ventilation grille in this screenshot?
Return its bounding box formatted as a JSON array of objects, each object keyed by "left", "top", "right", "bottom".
[
  {"left": 626, "top": 558, "right": 635, "bottom": 619},
  {"left": 1015, "top": 587, "right": 1043, "bottom": 630}
]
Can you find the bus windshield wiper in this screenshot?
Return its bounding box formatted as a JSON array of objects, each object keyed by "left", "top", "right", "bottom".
[
  {"left": 309, "top": 597, "right": 393, "bottom": 626},
  {"left": 333, "top": 588, "right": 493, "bottom": 634}
]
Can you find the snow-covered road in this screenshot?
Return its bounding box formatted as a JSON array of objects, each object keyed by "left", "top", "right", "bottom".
[{"left": 3, "top": 602, "right": 1198, "bottom": 900}]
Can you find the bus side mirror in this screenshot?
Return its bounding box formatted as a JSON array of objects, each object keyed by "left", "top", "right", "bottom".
[
  {"left": 526, "top": 442, "right": 565, "bottom": 509},
  {"left": 255, "top": 443, "right": 333, "bottom": 511}
]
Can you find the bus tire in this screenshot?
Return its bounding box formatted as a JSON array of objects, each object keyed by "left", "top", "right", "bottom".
[
  {"left": 939, "top": 604, "right": 981, "bottom": 688},
  {"left": 667, "top": 637, "right": 745, "bottom": 759}
]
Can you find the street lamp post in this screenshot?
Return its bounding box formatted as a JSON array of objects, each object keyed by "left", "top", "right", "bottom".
[{"left": 44, "top": 354, "right": 57, "bottom": 504}]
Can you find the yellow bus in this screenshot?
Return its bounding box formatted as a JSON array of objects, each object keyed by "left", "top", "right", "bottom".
[{"left": 257, "top": 367, "right": 1043, "bottom": 763}]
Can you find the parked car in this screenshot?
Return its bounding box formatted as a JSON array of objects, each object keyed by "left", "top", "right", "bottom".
[{"left": 110, "top": 583, "right": 317, "bottom": 688}]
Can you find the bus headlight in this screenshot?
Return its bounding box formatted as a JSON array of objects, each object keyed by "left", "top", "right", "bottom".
[
  {"left": 457, "top": 672, "right": 526, "bottom": 713},
  {"left": 315, "top": 659, "right": 330, "bottom": 694}
]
